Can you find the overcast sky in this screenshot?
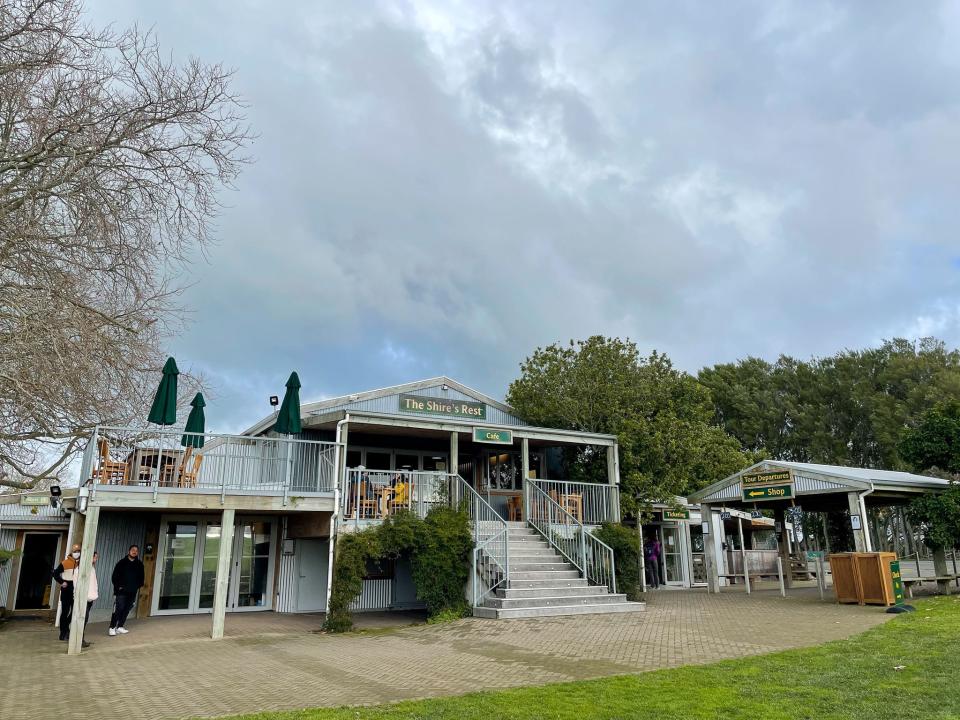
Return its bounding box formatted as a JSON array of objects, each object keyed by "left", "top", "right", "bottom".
[{"left": 88, "top": 1, "right": 960, "bottom": 432}]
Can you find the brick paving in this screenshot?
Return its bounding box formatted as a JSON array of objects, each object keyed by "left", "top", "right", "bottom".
[{"left": 0, "top": 588, "right": 889, "bottom": 720}]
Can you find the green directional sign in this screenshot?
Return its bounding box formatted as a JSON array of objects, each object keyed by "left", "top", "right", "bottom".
[
  {"left": 890, "top": 560, "right": 906, "bottom": 606},
  {"left": 742, "top": 484, "right": 794, "bottom": 502},
  {"left": 473, "top": 427, "right": 513, "bottom": 445},
  {"left": 742, "top": 469, "right": 792, "bottom": 487}
]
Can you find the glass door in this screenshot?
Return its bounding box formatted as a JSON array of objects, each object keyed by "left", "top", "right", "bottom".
[
  {"left": 229, "top": 520, "right": 275, "bottom": 610},
  {"left": 661, "top": 525, "right": 686, "bottom": 585},
  {"left": 154, "top": 517, "right": 277, "bottom": 615},
  {"left": 157, "top": 521, "right": 200, "bottom": 613}
]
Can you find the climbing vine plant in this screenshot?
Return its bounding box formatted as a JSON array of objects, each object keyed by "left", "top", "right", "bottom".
[{"left": 324, "top": 507, "right": 473, "bottom": 632}]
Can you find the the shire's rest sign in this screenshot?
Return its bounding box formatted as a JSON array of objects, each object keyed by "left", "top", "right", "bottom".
[{"left": 398, "top": 393, "right": 486, "bottom": 419}]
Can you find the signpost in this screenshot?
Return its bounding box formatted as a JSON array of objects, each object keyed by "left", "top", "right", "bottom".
[
  {"left": 890, "top": 560, "right": 906, "bottom": 606},
  {"left": 472, "top": 427, "right": 513, "bottom": 445},
  {"left": 741, "top": 469, "right": 795, "bottom": 502}
]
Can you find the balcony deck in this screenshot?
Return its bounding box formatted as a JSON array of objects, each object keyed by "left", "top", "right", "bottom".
[{"left": 83, "top": 426, "right": 340, "bottom": 511}]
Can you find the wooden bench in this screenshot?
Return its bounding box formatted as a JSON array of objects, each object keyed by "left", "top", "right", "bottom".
[{"left": 902, "top": 576, "right": 959, "bottom": 598}]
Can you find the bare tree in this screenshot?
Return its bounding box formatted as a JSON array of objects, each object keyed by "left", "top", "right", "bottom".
[{"left": 0, "top": 1, "right": 251, "bottom": 489}]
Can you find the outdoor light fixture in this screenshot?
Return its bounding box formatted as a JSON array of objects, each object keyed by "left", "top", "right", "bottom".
[
  {"left": 49, "top": 484, "right": 62, "bottom": 509},
  {"left": 269, "top": 395, "right": 279, "bottom": 407},
  {"left": 441, "top": 384, "right": 449, "bottom": 391}
]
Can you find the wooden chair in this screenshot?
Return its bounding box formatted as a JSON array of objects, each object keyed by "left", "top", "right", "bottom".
[
  {"left": 177, "top": 447, "right": 203, "bottom": 488},
  {"left": 388, "top": 480, "right": 412, "bottom": 515},
  {"left": 507, "top": 495, "right": 523, "bottom": 522},
  {"left": 562, "top": 493, "right": 583, "bottom": 523},
  {"left": 352, "top": 480, "right": 378, "bottom": 519},
  {"left": 95, "top": 438, "right": 129, "bottom": 484}
]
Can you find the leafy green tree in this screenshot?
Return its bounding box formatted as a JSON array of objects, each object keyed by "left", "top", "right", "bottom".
[
  {"left": 507, "top": 336, "right": 751, "bottom": 516},
  {"left": 907, "top": 483, "right": 960, "bottom": 551},
  {"left": 699, "top": 338, "right": 960, "bottom": 469},
  {"left": 899, "top": 402, "right": 960, "bottom": 474}
]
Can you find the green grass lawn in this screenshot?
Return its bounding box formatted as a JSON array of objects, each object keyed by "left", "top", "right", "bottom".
[{"left": 223, "top": 597, "right": 960, "bottom": 720}]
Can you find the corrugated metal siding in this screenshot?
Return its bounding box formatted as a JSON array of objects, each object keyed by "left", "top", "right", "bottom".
[
  {"left": 794, "top": 474, "right": 849, "bottom": 494},
  {"left": 701, "top": 483, "right": 742, "bottom": 503},
  {"left": 276, "top": 552, "right": 296, "bottom": 613},
  {"left": 349, "top": 578, "right": 392, "bottom": 611},
  {"left": 0, "top": 528, "right": 17, "bottom": 608},
  {"left": 0, "top": 500, "right": 69, "bottom": 523},
  {"left": 90, "top": 512, "right": 148, "bottom": 612}
]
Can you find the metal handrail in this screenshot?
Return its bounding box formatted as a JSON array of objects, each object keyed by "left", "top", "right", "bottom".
[
  {"left": 525, "top": 480, "right": 616, "bottom": 593},
  {"left": 529, "top": 479, "right": 620, "bottom": 525},
  {"left": 88, "top": 426, "right": 339, "bottom": 504},
  {"left": 452, "top": 475, "right": 509, "bottom": 607}
]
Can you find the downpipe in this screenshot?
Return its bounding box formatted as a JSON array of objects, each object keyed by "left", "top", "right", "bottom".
[
  {"left": 324, "top": 413, "right": 349, "bottom": 613},
  {"left": 858, "top": 483, "right": 875, "bottom": 552}
]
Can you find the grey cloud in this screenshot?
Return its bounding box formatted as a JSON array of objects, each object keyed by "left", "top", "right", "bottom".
[{"left": 85, "top": 0, "right": 960, "bottom": 430}]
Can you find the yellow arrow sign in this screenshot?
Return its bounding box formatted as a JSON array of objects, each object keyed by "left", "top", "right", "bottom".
[{"left": 747, "top": 490, "right": 765, "bottom": 497}]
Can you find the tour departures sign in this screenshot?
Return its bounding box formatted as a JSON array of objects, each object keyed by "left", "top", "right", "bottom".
[{"left": 741, "top": 469, "right": 795, "bottom": 502}]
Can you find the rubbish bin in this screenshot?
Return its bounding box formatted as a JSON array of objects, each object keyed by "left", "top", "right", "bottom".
[{"left": 828, "top": 552, "right": 898, "bottom": 606}]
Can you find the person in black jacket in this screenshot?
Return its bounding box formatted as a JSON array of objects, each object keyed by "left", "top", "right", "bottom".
[
  {"left": 53, "top": 544, "right": 82, "bottom": 641},
  {"left": 109, "top": 545, "right": 144, "bottom": 636}
]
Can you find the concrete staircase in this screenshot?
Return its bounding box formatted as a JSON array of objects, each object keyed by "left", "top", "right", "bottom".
[{"left": 473, "top": 523, "right": 646, "bottom": 619}]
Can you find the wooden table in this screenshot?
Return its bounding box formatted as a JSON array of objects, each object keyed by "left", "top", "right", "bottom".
[{"left": 125, "top": 448, "right": 185, "bottom": 486}]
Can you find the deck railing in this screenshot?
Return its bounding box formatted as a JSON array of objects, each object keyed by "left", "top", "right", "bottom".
[
  {"left": 525, "top": 480, "right": 616, "bottom": 593},
  {"left": 529, "top": 479, "right": 620, "bottom": 525},
  {"left": 341, "top": 469, "right": 452, "bottom": 527},
  {"left": 87, "top": 426, "right": 339, "bottom": 503},
  {"left": 452, "top": 476, "right": 509, "bottom": 607}
]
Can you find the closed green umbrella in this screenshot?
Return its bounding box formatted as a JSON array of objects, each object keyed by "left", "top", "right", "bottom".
[
  {"left": 147, "top": 357, "right": 179, "bottom": 426},
  {"left": 275, "top": 372, "right": 302, "bottom": 435},
  {"left": 181, "top": 393, "right": 206, "bottom": 449}
]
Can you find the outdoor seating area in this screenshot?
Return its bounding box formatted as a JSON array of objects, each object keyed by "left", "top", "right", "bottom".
[
  {"left": 93, "top": 438, "right": 203, "bottom": 488},
  {"left": 343, "top": 469, "right": 447, "bottom": 521}
]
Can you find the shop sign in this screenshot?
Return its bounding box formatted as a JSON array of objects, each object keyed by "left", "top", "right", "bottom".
[
  {"left": 741, "top": 469, "right": 792, "bottom": 487},
  {"left": 890, "top": 560, "right": 906, "bottom": 606},
  {"left": 742, "top": 484, "right": 794, "bottom": 502},
  {"left": 19, "top": 495, "right": 47, "bottom": 506},
  {"left": 398, "top": 393, "right": 486, "bottom": 420},
  {"left": 473, "top": 427, "right": 513, "bottom": 445},
  {"left": 662, "top": 508, "right": 690, "bottom": 521}
]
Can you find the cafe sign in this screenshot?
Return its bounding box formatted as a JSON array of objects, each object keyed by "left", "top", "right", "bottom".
[
  {"left": 398, "top": 394, "right": 486, "bottom": 420},
  {"left": 473, "top": 427, "right": 513, "bottom": 445}
]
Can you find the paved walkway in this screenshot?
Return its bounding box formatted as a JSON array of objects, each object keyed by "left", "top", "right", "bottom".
[{"left": 0, "top": 589, "right": 889, "bottom": 720}]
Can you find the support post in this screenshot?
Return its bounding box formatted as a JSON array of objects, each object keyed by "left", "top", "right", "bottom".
[
  {"left": 67, "top": 506, "right": 99, "bottom": 656},
  {"left": 774, "top": 507, "right": 793, "bottom": 589},
  {"left": 738, "top": 516, "right": 750, "bottom": 594},
  {"left": 449, "top": 430, "right": 459, "bottom": 478},
  {"left": 846, "top": 492, "right": 868, "bottom": 552},
  {"left": 816, "top": 554, "right": 826, "bottom": 600},
  {"left": 637, "top": 519, "right": 647, "bottom": 593},
  {"left": 701, "top": 504, "right": 720, "bottom": 593},
  {"left": 934, "top": 547, "right": 952, "bottom": 596},
  {"left": 606, "top": 444, "right": 621, "bottom": 522},
  {"left": 776, "top": 556, "right": 786, "bottom": 597},
  {"left": 212, "top": 508, "right": 236, "bottom": 640}
]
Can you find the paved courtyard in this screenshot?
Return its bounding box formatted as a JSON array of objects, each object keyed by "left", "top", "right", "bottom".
[{"left": 0, "top": 588, "right": 890, "bottom": 720}]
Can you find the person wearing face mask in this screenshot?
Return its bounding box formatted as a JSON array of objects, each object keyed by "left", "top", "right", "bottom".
[
  {"left": 81, "top": 551, "right": 100, "bottom": 649},
  {"left": 109, "top": 545, "right": 144, "bottom": 636},
  {"left": 53, "top": 544, "right": 82, "bottom": 642}
]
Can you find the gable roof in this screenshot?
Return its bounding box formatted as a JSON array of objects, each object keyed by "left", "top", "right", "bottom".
[
  {"left": 242, "top": 376, "right": 521, "bottom": 436},
  {"left": 689, "top": 459, "right": 950, "bottom": 504}
]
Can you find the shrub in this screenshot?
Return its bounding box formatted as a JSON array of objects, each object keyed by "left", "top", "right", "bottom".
[
  {"left": 411, "top": 507, "right": 472, "bottom": 618},
  {"left": 592, "top": 522, "right": 642, "bottom": 600},
  {"left": 324, "top": 507, "right": 473, "bottom": 632}
]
